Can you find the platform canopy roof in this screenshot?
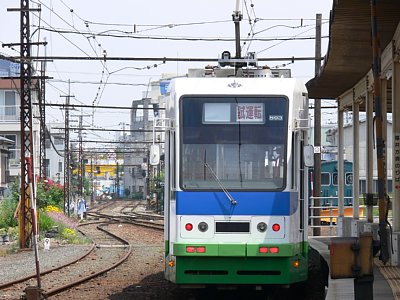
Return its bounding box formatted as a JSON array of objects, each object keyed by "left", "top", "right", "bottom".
[{"left": 306, "top": 0, "right": 400, "bottom": 100}]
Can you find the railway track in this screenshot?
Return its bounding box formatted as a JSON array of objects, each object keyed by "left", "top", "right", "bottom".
[
  {"left": 0, "top": 221, "right": 131, "bottom": 300},
  {"left": 87, "top": 200, "right": 164, "bottom": 231}
]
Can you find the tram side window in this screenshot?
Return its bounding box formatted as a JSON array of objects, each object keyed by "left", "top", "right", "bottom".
[
  {"left": 321, "top": 172, "right": 330, "bottom": 186},
  {"left": 332, "top": 172, "right": 353, "bottom": 186},
  {"left": 332, "top": 173, "right": 338, "bottom": 186},
  {"left": 345, "top": 172, "right": 353, "bottom": 185}
]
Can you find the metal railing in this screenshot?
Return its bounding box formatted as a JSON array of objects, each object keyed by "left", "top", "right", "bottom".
[{"left": 309, "top": 195, "right": 392, "bottom": 236}]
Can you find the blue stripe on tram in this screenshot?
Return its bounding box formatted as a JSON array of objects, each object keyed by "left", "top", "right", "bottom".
[{"left": 176, "top": 191, "right": 298, "bottom": 216}]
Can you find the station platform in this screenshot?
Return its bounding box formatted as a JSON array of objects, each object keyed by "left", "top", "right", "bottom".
[{"left": 309, "top": 237, "right": 398, "bottom": 300}]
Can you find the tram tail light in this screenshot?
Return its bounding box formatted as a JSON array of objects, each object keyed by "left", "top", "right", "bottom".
[
  {"left": 259, "top": 246, "right": 279, "bottom": 254},
  {"left": 196, "top": 246, "right": 206, "bottom": 253},
  {"left": 272, "top": 223, "right": 281, "bottom": 232},
  {"left": 185, "top": 223, "right": 193, "bottom": 231},
  {"left": 186, "top": 246, "right": 195, "bottom": 253},
  {"left": 186, "top": 246, "right": 206, "bottom": 253},
  {"left": 269, "top": 247, "right": 279, "bottom": 253}
]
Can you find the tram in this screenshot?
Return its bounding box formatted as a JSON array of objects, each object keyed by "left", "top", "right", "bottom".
[{"left": 153, "top": 53, "right": 328, "bottom": 296}]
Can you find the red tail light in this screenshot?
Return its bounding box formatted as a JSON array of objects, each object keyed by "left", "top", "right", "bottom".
[
  {"left": 186, "top": 246, "right": 206, "bottom": 253},
  {"left": 272, "top": 223, "right": 280, "bottom": 232},
  {"left": 196, "top": 246, "right": 206, "bottom": 253},
  {"left": 269, "top": 247, "right": 279, "bottom": 253},
  {"left": 259, "top": 247, "right": 269, "bottom": 253},
  {"left": 186, "top": 246, "right": 195, "bottom": 253},
  {"left": 185, "top": 223, "right": 193, "bottom": 231}
]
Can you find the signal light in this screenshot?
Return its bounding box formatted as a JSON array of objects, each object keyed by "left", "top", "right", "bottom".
[
  {"left": 185, "top": 223, "right": 193, "bottom": 231},
  {"left": 272, "top": 223, "right": 280, "bottom": 232},
  {"left": 259, "top": 247, "right": 269, "bottom": 253},
  {"left": 293, "top": 260, "right": 300, "bottom": 268}
]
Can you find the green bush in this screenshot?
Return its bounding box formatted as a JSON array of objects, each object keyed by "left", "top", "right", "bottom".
[
  {"left": 36, "top": 181, "right": 64, "bottom": 209},
  {"left": 39, "top": 209, "right": 55, "bottom": 232},
  {"left": 0, "top": 197, "right": 18, "bottom": 229}
]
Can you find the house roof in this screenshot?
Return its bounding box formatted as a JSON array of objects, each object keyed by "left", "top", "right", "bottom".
[{"left": 306, "top": 0, "right": 400, "bottom": 100}]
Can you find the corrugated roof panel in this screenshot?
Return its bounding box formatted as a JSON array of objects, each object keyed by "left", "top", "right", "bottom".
[{"left": 307, "top": 0, "right": 400, "bottom": 100}]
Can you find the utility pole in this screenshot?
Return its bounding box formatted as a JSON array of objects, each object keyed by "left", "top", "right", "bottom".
[
  {"left": 38, "top": 60, "right": 46, "bottom": 179},
  {"left": 90, "top": 156, "right": 94, "bottom": 205},
  {"left": 370, "top": 0, "right": 389, "bottom": 263},
  {"left": 313, "top": 14, "right": 322, "bottom": 236},
  {"left": 78, "top": 114, "right": 84, "bottom": 197},
  {"left": 5, "top": 0, "right": 42, "bottom": 249},
  {"left": 60, "top": 80, "right": 73, "bottom": 215},
  {"left": 37, "top": 38, "right": 50, "bottom": 180},
  {"left": 71, "top": 113, "right": 91, "bottom": 198},
  {"left": 115, "top": 162, "right": 119, "bottom": 199}
]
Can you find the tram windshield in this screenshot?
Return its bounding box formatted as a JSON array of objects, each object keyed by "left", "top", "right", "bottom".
[{"left": 180, "top": 96, "right": 288, "bottom": 191}]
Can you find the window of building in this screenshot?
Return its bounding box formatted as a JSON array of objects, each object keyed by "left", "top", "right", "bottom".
[
  {"left": 1, "top": 134, "right": 16, "bottom": 159},
  {"left": 44, "top": 159, "right": 50, "bottom": 177},
  {"left": 54, "top": 138, "right": 64, "bottom": 145},
  {"left": 0, "top": 91, "right": 17, "bottom": 118}
]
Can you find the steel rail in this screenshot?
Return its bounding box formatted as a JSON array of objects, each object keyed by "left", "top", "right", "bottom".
[
  {"left": 0, "top": 221, "right": 131, "bottom": 299},
  {"left": 45, "top": 222, "right": 132, "bottom": 297},
  {"left": 0, "top": 243, "right": 96, "bottom": 290}
]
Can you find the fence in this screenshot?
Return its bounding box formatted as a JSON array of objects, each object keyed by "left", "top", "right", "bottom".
[{"left": 309, "top": 196, "right": 391, "bottom": 236}]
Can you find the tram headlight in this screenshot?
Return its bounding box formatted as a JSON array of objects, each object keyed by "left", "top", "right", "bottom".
[
  {"left": 257, "top": 222, "right": 267, "bottom": 232},
  {"left": 198, "top": 222, "right": 208, "bottom": 232}
]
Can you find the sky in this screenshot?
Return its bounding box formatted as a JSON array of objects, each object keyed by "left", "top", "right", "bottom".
[{"left": 0, "top": 0, "right": 334, "bottom": 143}]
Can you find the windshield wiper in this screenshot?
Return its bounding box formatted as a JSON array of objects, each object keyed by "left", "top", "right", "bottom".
[{"left": 204, "top": 163, "right": 237, "bottom": 205}]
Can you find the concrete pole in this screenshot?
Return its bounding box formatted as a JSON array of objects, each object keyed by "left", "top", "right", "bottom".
[
  {"left": 392, "top": 60, "right": 400, "bottom": 232},
  {"left": 338, "top": 109, "right": 344, "bottom": 216},
  {"left": 381, "top": 78, "right": 388, "bottom": 197},
  {"left": 353, "top": 93, "right": 360, "bottom": 219},
  {"left": 313, "top": 14, "right": 322, "bottom": 236},
  {"left": 391, "top": 53, "right": 400, "bottom": 266},
  {"left": 366, "top": 88, "right": 374, "bottom": 223}
]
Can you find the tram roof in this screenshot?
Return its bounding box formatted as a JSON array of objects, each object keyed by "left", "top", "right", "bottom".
[
  {"left": 171, "top": 77, "right": 306, "bottom": 96},
  {"left": 306, "top": 0, "right": 400, "bottom": 100}
]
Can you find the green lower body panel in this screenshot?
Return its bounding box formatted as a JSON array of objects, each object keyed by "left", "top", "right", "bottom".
[{"left": 175, "top": 255, "right": 307, "bottom": 285}]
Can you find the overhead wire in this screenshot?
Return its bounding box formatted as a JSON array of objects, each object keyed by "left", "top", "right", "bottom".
[
  {"left": 36, "top": 0, "right": 112, "bottom": 120},
  {"left": 35, "top": 26, "right": 326, "bottom": 42},
  {"left": 256, "top": 21, "right": 329, "bottom": 55},
  {"left": 242, "top": 0, "right": 258, "bottom": 55},
  {"left": 2, "top": 3, "right": 331, "bottom": 143}
]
